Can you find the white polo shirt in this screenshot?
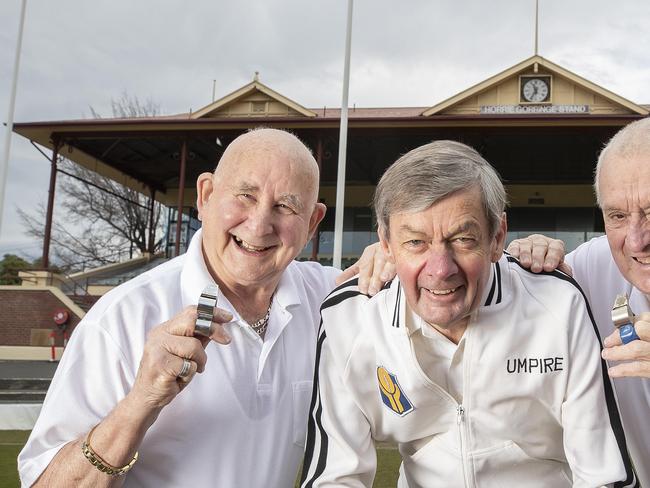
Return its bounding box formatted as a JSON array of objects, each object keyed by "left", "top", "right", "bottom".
[
  {"left": 18, "top": 229, "right": 339, "bottom": 488},
  {"left": 566, "top": 235, "right": 650, "bottom": 488},
  {"left": 405, "top": 304, "right": 464, "bottom": 404}
]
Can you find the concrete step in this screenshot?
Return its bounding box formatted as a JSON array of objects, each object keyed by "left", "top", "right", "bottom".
[
  {"left": 0, "top": 390, "right": 47, "bottom": 403},
  {"left": 0, "top": 378, "right": 51, "bottom": 391},
  {"left": 0, "top": 378, "right": 50, "bottom": 403}
]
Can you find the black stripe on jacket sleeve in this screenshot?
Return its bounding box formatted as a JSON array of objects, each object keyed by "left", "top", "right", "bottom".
[
  {"left": 300, "top": 326, "right": 328, "bottom": 487},
  {"left": 321, "top": 289, "right": 366, "bottom": 312}
]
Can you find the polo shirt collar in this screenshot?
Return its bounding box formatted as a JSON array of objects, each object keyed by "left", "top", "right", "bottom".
[
  {"left": 180, "top": 228, "right": 218, "bottom": 309},
  {"left": 273, "top": 261, "right": 303, "bottom": 309}
]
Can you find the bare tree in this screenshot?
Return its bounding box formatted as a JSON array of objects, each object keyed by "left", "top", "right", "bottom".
[
  {"left": 19, "top": 94, "right": 166, "bottom": 272},
  {"left": 89, "top": 91, "right": 160, "bottom": 119}
]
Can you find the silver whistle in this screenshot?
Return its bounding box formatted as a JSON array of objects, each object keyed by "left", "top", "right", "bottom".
[
  {"left": 611, "top": 293, "right": 635, "bottom": 329},
  {"left": 195, "top": 284, "right": 219, "bottom": 336}
]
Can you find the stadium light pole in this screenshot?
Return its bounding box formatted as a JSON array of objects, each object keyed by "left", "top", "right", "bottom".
[
  {"left": 0, "top": 0, "right": 28, "bottom": 236},
  {"left": 332, "top": 0, "right": 354, "bottom": 269}
]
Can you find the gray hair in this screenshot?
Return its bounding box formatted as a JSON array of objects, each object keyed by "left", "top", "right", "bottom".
[
  {"left": 374, "top": 140, "right": 507, "bottom": 238},
  {"left": 594, "top": 118, "right": 650, "bottom": 205}
]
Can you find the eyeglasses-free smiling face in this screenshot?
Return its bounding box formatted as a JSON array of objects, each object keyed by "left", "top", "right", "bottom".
[
  {"left": 600, "top": 154, "right": 650, "bottom": 294},
  {"left": 380, "top": 186, "right": 506, "bottom": 343},
  {"left": 196, "top": 131, "right": 325, "bottom": 294}
]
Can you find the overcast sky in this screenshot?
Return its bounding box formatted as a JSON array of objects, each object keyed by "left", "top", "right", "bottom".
[{"left": 1, "top": 0, "right": 649, "bottom": 259}]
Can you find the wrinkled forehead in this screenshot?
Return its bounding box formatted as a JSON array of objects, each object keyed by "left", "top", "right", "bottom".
[
  {"left": 600, "top": 154, "right": 650, "bottom": 188},
  {"left": 218, "top": 142, "right": 319, "bottom": 202},
  {"left": 599, "top": 155, "right": 650, "bottom": 205}
]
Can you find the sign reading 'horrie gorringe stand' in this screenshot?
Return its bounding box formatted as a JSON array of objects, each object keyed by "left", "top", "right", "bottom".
[{"left": 480, "top": 104, "right": 589, "bottom": 114}]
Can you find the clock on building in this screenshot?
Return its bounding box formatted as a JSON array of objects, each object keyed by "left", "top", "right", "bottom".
[{"left": 520, "top": 75, "right": 551, "bottom": 103}]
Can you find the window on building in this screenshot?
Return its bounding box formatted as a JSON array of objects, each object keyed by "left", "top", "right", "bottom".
[{"left": 251, "top": 101, "right": 267, "bottom": 114}]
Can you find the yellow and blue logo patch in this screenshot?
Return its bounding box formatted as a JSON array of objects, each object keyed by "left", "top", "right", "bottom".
[{"left": 377, "top": 366, "right": 414, "bottom": 416}]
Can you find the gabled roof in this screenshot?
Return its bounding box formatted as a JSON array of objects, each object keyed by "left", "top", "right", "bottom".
[
  {"left": 422, "top": 55, "right": 649, "bottom": 117},
  {"left": 191, "top": 74, "right": 317, "bottom": 119}
]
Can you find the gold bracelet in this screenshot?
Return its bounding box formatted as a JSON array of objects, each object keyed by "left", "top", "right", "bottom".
[{"left": 81, "top": 424, "right": 139, "bottom": 476}]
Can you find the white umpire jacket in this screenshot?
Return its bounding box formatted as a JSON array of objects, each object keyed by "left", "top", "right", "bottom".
[{"left": 301, "top": 254, "right": 638, "bottom": 488}]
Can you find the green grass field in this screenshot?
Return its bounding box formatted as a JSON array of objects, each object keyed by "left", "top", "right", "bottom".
[
  {"left": 371, "top": 444, "right": 401, "bottom": 487},
  {"left": 0, "top": 431, "right": 28, "bottom": 488},
  {"left": 295, "top": 442, "right": 401, "bottom": 487},
  {"left": 0, "top": 431, "right": 400, "bottom": 488}
]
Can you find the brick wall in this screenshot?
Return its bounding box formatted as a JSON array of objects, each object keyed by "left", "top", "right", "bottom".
[{"left": 0, "top": 290, "right": 81, "bottom": 346}]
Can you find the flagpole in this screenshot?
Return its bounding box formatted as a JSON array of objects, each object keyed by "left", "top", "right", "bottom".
[
  {"left": 332, "top": 0, "right": 354, "bottom": 269},
  {"left": 0, "top": 0, "right": 29, "bottom": 236},
  {"left": 534, "top": 0, "right": 539, "bottom": 55}
]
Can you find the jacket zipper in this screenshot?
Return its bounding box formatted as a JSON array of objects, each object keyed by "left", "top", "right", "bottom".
[{"left": 457, "top": 404, "right": 470, "bottom": 487}]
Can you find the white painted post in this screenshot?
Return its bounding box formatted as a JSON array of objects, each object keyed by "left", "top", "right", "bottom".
[
  {"left": 0, "top": 0, "right": 28, "bottom": 236},
  {"left": 332, "top": 0, "right": 354, "bottom": 269}
]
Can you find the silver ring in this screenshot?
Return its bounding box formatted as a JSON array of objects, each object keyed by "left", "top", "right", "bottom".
[
  {"left": 195, "top": 285, "right": 219, "bottom": 337},
  {"left": 177, "top": 358, "right": 192, "bottom": 379}
]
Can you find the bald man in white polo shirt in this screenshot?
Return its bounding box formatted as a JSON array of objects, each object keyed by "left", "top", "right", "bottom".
[{"left": 18, "top": 129, "right": 387, "bottom": 487}]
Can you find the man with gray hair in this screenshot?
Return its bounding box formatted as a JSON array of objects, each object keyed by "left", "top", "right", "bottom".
[
  {"left": 301, "top": 140, "right": 636, "bottom": 487},
  {"left": 508, "top": 117, "right": 650, "bottom": 487}
]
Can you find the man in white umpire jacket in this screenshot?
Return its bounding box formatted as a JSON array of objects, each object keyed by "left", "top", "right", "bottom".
[
  {"left": 300, "top": 140, "right": 638, "bottom": 487},
  {"left": 508, "top": 118, "right": 650, "bottom": 487}
]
